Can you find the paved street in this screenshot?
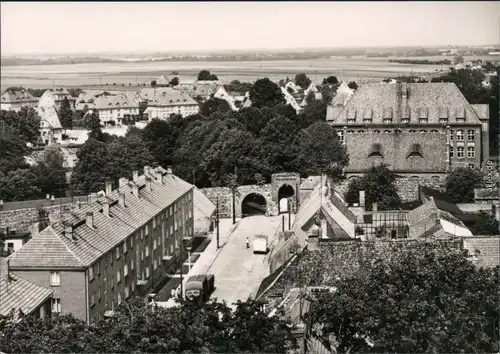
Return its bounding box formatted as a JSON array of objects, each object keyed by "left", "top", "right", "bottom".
[{"left": 208, "top": 215, "right": 283, "bottom": 308}]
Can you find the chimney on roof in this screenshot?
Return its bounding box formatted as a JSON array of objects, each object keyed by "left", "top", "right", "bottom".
[
  {"left": 145, "top": 176, "right": 152, "bottom": 191},
  {"left": 119, "top": 177, "right": 129, "bottom": 187},
  {"left": 3, "top": 259, "right": 10, "bottom": 283},
  {"left": 133, "top": 170, "right": 139, "bottom": 182},
  {"left": 86, "top": 212, "right": 94, "bottom": 228},
  {"left": 144, "top": 165, "right": 150, "bottom": 175},
  {"left": 103, "top": 200, "right": 110, "bottom": 217},
  {"left": 132, "top": 183, "right": 140, "bottom": 198},
  {"left": 166, "top": 165, "right": 173, "bottom": 175},
  {"left": 119, "top": 192, "right": 126, "bottom": 207},
  {"left": 65, "top": 224, "right": 74, "bottom": 239},
  {"left": 105, "top": 180, "right": 113, "bottom": 196},
  {"left": 359, "top": 191, "right": 366, "bottom": 208}
]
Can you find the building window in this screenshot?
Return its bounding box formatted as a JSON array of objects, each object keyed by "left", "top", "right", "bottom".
[
  {"left": 347, "top": 119, "right": 355, "bottom": 123},
  {"left": 457, "top": 146, "right": 465, "bottom": 158},
  {"left": 449, "top": 131, "right": 454, "bottom": 141},
  {"left": 117, "top": 270, "right": 121, "bottom": 283},
  {"left": 419, "top": 118, "right": 428, "bottom": 123},
  {"left": 450, "top": 146, "right": 454, "bottom": 158},
  {"left": 51, "top": 298, "right": 61, "bottom": 313},
  {"left": 145, "top": 246, "right": 149, "bottom": 257},
  {"left": 50, "top": 272, "right": 60, "bottom": 286},
  {"left": 116, "top": 247, "right": 120, "bottom": 260},
  {"left": 153, "top": 238, "right": 157, "bottom": 250},
  {"left": 373, "top": 130, "right": 380, "bottom": 133},
  {"left": 96, "top": 262, "right": 100, "bottom": 275},
  {"left": 130, "top": 236, "right": 134, "bottom": 249},
  {"left": 467, "top": 146, "right": 475, "bottom": 158},
  {"left": 468, "top": 164, "right": 475, "bottom": 169},
  {"left": 98, "top": 287, "right": 102, "bottom": 302},
  {"left": 90, "top": 292, "right": 95, "bottom": 307},
  {"left": 153, "top": 259, "right": 157, "bottom": 270},
  {"left": 457, "top": 130, "right": 464, "bottom": 141},
  {"left": 419, "top": 130, "right": 427, "bottom": 133},
  {"left": 145, "top": 267, "right": 150, "bottom": 279},
  {"left": 130, "top": 259, "right": 134, "bottom": 271},
  {"left": 383, "top": 119, "right": 392, "bottom": 124},
  {"left": 123, "top": 241, "right": 127, "bottom": 254},
  {"left": 347, "top": 130, "right": 354, "bottom": 134},
  {"left": 125, "top": 286, "right": 130, "bottom": 299},
  {"left": 409, "top": 129, "right": 416, "bottom": 133},
  {"left": 124, "top": 264, "right": 128, "bottom": 276},
  {"left": 439, "top": 118, "right": 448, "bottom": 124},
  {"left": 111, "top": 276, "right": 114, "bottom": 289},
  {"left": 89, "top": 266, "right": 94, "bottom": 280},
  {"left": 457, "top": 118, "right": 465, "bottom": 123},
  {"left": 117, "top": 293, "right": 122, "bottom": 306},
  {"left": 467, "top": 129, "right": 475, "bottom": 141},
  {"left": 358, "top": 130, "right": 365, "bottom": 133},
  {"left": 383, "top": 130, "right": 391, "bottom": 133},
  {"left": 401, "top": 119, "right": 410, "bottom": 124},
  {"left": 430, "top": 129, "right": 438, "bottom": 133},
  {"left": 337, "top": 131, "right": 344, "bottom": 143}
]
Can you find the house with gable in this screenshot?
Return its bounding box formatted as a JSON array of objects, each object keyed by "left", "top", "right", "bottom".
[
  {"left": 1, "top": 88, "right": 39, "bottom": 111},
  {"left": 213, "top": 86, "right": 238, "bottom": 111},
  {"left": 38, "top": 88, "right": 75, "bottom": 110},
  {"left": 37, "top": 105, "right": 63, "bottom": 145},
  {"left": 327, "top": 82, "right": 490, "bottom": 177},
  {"left": 142, "top": 88, "right": 199, "bottom": 119}
]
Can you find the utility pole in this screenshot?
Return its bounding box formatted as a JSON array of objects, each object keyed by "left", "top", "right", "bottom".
[{"left": 216, "top": 197, "right": 220, "bottom": 249}]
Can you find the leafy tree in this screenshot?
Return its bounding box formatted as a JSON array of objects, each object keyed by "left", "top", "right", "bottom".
[
  {"left": 306, "top": 247, "right": 500, "bottom": 353},
  {"left": 454, "top": 54, "right": 465, "bottom": 65},
  {"left": 344, "top": 164, "right": 401, "bottom": 210},
  {"left": 87, "top": 111, "right": 104, "bottom": 141},
  {"left": 34, "top": 147, "right": 67, "bottom": 198},
  {"left": 59, "top": 97, "right": 73, "bottom": 130},
  {"left": 0, "top": 169, "right": 42, "bottom": 201},
  {"left": 0, "top": 107, "right": 41, "bottom": 145},
  {"left": 200, "top": 98, "right": 231, "bottom": 116},
  {"left": 249, "top": 78, "right": 286, "bottom": 109},
  {"left": 150, "top": 80, "right": 157, "bottom": 87},
  {"left": 445, "top": 167, "right": 484, "bottom": 203},
  {"left": 295, "top": 122, "right": 348, "bottom": 182},
  {"left": 198, "top": 70, "right": 219, "bottom": 81},
  {"left": 169, "top": 76, "right": 179, "bottom": 86},
  {"left": 294, "top": 73, "right": 311, "bottom": 89},
  {"left": 72, "top": 138, "right": 110, "bottom": 193},
  {"left": 347, "top": 81, "right": 358, "bottom": 90},
  {"left": 322, "top": 76, "right": 339, "bottom": 85}
]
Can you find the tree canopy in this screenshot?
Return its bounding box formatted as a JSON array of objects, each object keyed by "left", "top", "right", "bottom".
[
  {"left": 294, "top": 73, "right": 311, "bottom": 89},
  {"left": 59, "top": 97, "right": 73, "bottom": 130},
  {"left": 249, "top": 78, "right": 286, "bottom": 109},
  {"left": 197, "top": 70, "right": 219, "bottom": 81},
  {"left": 445, "top": 167, "right": 484, "bottom": 203},
  {"left": 306, "top": 247, "right": 500, "bottom": 353},
  {"left": 0, "top": 298, "right": 297, "bottom": 353},
  {"left": 322, "top": 76, "right": 339, "bottom": 85},
  {"left": 344, "top": 164, "right": 401, "bottom": 210}
]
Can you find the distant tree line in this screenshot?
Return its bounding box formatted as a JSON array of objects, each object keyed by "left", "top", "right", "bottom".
[{"left": 389, "top": 59, "right": 452, "bottom": 65}]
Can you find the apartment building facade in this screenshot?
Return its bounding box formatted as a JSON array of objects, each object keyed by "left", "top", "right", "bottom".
[
  {"left": 142, "top": 88, "right": 199, "bottom": 119},
  {"left": 8, "top": 166, "right": 194, "bottom": 324},
  {"left": 90, "top": 93, "right": 140, "bottom": 126},
  {"left": 0, "top": 89, "right": 39, "bottom": 111},
  {"left": 326, "top": 82, "right": 490, "bottom": 175}
]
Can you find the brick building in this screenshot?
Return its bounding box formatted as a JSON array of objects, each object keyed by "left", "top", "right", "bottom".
[
  {"left": 7, "top": 166, "right": 194, "bottom": 324},
  {"left": 326, "top": 82, "right": 490, "bottom": 176}
]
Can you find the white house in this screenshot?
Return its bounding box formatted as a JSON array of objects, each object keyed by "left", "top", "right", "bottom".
[
  {"left": 37, "top": 105, "right": 63, "bottom": 145},
  {"left": 88, "top": 93, "right": 140, "bottom": 126},
  {"left": 300, "top": 83, "right": 323, "bottom": 107},
  {"left": 213, "top": 86, "right": 238, "bottom": 111},
  {"left": 144, "top": 88, "right": 199, "bottom": 119},
  {"left": 0, "top": 89, "right": 39, "bottom": 111},
  {"left": 38, "top": 88, "right": 75, "bottom": 110},
  {"left": 280, "top": 87, "right": 303, "bottom": 114}
]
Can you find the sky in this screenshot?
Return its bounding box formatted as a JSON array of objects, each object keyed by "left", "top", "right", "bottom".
[{"left": 1, "top": 1, "right": 499, "bottom": 55}]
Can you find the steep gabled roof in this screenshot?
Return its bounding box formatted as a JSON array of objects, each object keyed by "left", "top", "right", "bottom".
[
  {"left": 463, "top": 237, "right": 500, "bottom": 268},
  {"left": 327, "top": 83, "right": 483, "bottom": 124},
  {"left": 9, "top": 167, "right": 193, "bottom": 269},
  {"left": 0, "top": 258, "right": 54, "bottom": 318},
  {"left": 37, "top": 105, "right": 62, "bottom": 129},
  {"left": 1, "top": 89, "right": 38, "bottom": 103}
]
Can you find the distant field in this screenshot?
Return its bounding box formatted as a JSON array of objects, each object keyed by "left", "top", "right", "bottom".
[{"left": 1, "top": 55, "right": 494, "bottom": 91}]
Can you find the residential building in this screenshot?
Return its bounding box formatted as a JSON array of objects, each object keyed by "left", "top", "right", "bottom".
[
  {"left": 193, "top": 187, "right": 216, "bottom": 236},
  {"left": 88, "top": 93, "right": 140, "bottom": 126},
  {"left": 37, "top": 105, "right": 63, "bottom": 145},
  {"left": 327, "top": 83, "right": 490, "bottom": 175},
  {"left": 0, "top": 88, "right": 39, "bottom": 111},
  {"left": 75, "top": 90, "right": 141, "bottom": 111},
  {"left": 213, "top": 86, "right": 238, "bottom": 111},
  {"left": 300, "top": 83, "right": 323, "bottom": 107},
  {"left": 1, "top": 228, "right": 31, "bottom": 256},
  {"left": 1, "top": 257, "right": 53, "bottom": 321},
  {"left": 8, "top": 166, "right": 195, "bottom": 324},
  {"left": 38, "top": 88, "right": 75, "bottom": 110},
  {"left": 280, "top": 87, "right": 303, "bottom": 114},
  {"left": 142, "top": 88, "right": 199, "bottom": 119}
]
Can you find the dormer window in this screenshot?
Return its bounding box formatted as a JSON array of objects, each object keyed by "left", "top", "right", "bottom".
[
  {"left": 368, "top": 143, "right": 384, "bottom": 158},
  {"left": 409, "top": 129, "right": 416, "bottom": 133},
  {"left": 407, "top": 143, "right": 423, "bottom": 158},
  {"left": 358, "top": 130, "right": 365, "bottom": 133},
  {"left": 456, "top": 107, "right": 466, "bottom": 122},
  {"left": 401, "top": 118, "right": 410, "bottom": 124},
  {"left": 373, "top": 130, "right": 380, "bottom": 133},
  {"left": 439, "top": 118, "right": 449, "bottom": 124},
  {"left": 384, "top": 130, "right": 391, "bottom": 133},
  {"left": 430, "top": 129, "right": 438, "bottom": 133},
  {"left": 383, "top": 118, "right": 392, "bottom": 124},
  {"left": 347, "top": 130, "right": 354, "bottom": 134},
  {"left": 363, "top": 118, "right": 372, "bottom": 123},
  {"left": 347, "top": 119, "right": 355, "bottom": 124},
  {"left": 457, "top": 118, "right": 465, "bottom": 123},
  {"left": 457, "top": 129, "right": 464, "bottom": 141}
]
